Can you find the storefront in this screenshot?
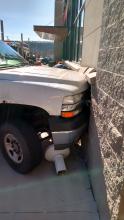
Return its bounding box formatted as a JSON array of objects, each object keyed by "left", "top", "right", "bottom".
[
  {"left": 33, "top": 0, "right": 85, "bottom": 61},
  {"left": 63, "top": 0, "right": 85, "bottom": 62}
]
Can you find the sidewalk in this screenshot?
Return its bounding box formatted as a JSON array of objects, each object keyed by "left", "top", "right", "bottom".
[{"left": 0, "top": 148, "right": 99, "bottom": 220}]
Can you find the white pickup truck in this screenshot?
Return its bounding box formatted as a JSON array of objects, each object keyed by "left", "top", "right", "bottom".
[{"left": 0, "top": 41, "right": 90, "bottom": 174}]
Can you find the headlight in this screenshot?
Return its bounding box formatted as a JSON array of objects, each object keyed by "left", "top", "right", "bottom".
[
  {"left": 63, "top": 93, "right": 83, "bottom": 105},
  {"left": 62, "top": 102, "right": 80, "bottom": 111},
  {"left": 61, "top": 93, "right": 83, "bottom": 118}
]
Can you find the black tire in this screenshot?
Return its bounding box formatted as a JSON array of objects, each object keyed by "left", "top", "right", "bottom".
[{"left": 0, "top": 121, "right": 42, "bottom": 174}]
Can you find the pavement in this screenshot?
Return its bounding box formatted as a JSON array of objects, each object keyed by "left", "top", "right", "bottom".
[{"left": 0, "top": 146, "right": 99, "bottom": 220}]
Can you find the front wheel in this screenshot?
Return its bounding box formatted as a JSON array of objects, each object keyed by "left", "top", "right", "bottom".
[{"left": 0, "top": 121, "right": 42, "bottom": 174}]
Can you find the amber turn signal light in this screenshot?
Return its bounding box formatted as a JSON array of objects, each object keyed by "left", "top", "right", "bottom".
[{"left": 61, "top": 111, "right": 75, "bottom": 118}]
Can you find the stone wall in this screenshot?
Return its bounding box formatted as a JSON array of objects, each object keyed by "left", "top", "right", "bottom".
[{"left": 90, "top": 0, "right": 124, "bottom": 219}]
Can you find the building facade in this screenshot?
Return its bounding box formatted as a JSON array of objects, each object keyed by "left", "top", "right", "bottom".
[
  {"left": 58, "top": 0, "right": 124, "bottom": 219},
  {"left": 33, "top": 1, "right": 124, "bottom": 218},
  {"left": 62, "top": 0, "right": 84, "bottom": 61},
  {"left": 54, "top": 0, "right": 85, "bottom": 61}
]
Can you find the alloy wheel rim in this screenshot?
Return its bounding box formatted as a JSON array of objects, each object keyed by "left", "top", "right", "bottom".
[{"left": 4, "top": 133, "right": 23, "bottom": 164}]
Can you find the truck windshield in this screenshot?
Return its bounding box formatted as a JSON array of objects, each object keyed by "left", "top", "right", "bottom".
[{"left": 0, "top": 41, "right": 28, "bottom": 69}]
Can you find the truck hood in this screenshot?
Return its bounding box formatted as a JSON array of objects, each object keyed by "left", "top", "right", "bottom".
[{"left": 0, "top": 66, "right": 88, "bottom": 94}]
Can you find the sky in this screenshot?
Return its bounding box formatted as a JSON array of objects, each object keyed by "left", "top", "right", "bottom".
[{"left": 0, "top": 0, "right": 55, "bottom": 41}]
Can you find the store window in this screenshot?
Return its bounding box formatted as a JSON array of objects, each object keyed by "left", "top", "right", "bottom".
[{"left": 63, "top": 0, "right": 85, "bottom": 62}]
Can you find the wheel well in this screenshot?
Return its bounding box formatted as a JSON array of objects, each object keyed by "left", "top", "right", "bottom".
[{"left": 0, "top": 104, "right": 50, "bottom": 131}]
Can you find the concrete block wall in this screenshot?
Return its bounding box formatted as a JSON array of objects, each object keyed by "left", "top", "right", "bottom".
[
  {"left": 87, "top": 0, "right": 124, "bottom": 219},
  {"left": 96, "top": 0, "right": 124, "bottom": 218}
]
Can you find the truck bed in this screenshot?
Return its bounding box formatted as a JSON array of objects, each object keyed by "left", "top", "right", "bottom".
[{"left": 0, "top": 146, "right": 99, "bottom": 220}]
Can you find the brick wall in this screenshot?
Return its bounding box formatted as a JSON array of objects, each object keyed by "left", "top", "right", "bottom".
[{"left": 91, "top": 0, "right": 124, "bottom": 219}]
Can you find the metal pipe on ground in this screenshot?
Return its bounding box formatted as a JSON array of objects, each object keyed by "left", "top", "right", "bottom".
[{"left": 45, "top": 144, "right": 70, "bottom": 175}]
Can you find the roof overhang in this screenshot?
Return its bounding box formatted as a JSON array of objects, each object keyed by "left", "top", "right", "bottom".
[{"left": 33, "top": 26, "right": 68, "bottom": 41}]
